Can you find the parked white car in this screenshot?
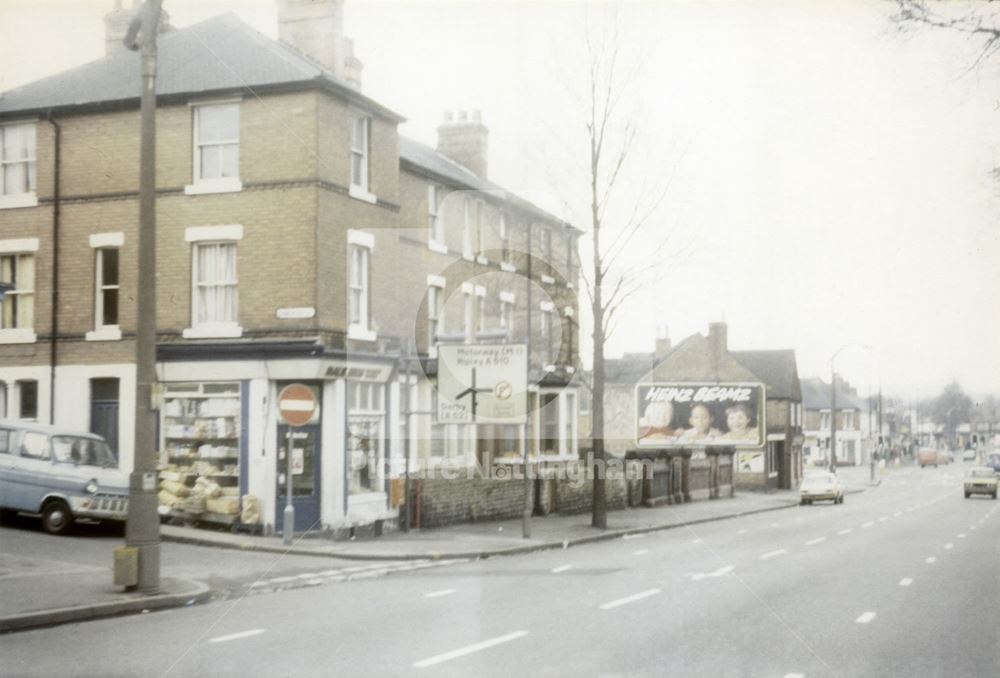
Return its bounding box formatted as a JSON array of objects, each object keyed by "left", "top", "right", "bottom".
[
  {"left": 799, "top": 471, "right": 846, "bottom": 505},
  {"left": 0, "top": 422, "right": 128, "bottom": 535}
]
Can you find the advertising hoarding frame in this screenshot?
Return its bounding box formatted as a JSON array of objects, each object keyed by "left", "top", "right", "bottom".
[{"left": 634, "top": 382, "right": 766, "bottom": 449}]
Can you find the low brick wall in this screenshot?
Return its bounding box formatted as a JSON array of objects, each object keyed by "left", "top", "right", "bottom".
[{"left": 414, "top": 476, "right": 531, "bottom": 529}]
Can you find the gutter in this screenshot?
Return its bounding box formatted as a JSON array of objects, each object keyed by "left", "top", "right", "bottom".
[{"left": 46, "top": 112, "right": 60, "bottom": 425}]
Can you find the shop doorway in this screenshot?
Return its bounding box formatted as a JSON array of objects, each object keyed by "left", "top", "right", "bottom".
[{"left": 275, "top": 423, "right": 322, "bottom": 533}]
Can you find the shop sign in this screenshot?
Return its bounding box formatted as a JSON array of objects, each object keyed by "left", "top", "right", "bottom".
[
  {"left": 436, "top": 344, "right": 527, "bottom": 424},
  {"left": 635, "top": 383, "right": 765, "bottom": 448}
]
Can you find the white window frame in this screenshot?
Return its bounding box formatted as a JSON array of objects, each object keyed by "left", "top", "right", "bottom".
[
  {"left": 475, "top": 201, "right": 488, "bottom": 265},
  {"left": 475, "top": 285, "right": 487, "bottom": 333},
  {"left": 89, "top": 247, "right": 122, "bottom": 341},
  {"left": 185, "top": 101, "right": 242, "bottom": 195},
  {"left": 540, "top": 227, "right": 552, "bottom": 263},
  {"left": 183, "top": 225, "right": 242, "bottom": 339},
  {"left": 347, "top": 230, "right": 376, "bottom": 342},
  {"left": 0, "top": 237, "right": 38, "bottom": 344},
  {"left": 462, "top": 197, "right": 473, "bottom": 261},
  {"left": 0, "top": 122, "right": 38, "bottom": 208},
  {"left": 462, "top": 290, "right": 474, "bottom": 342},
  {"left": 499, "top": 212, "right": 510, "bottom": 266},
  {"left": 427, "top": 275, "right": 445, "bottom": 357},
  {"left": 349, "top": 114, "right": 376, "bottom": 203},
  {"left": 427, "top": 185, "right": 447, "bottom": 253}
]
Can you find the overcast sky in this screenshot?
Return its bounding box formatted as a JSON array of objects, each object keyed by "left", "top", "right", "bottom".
[{"left": 2, "top": 0, "right": 999, "bottom": 399}]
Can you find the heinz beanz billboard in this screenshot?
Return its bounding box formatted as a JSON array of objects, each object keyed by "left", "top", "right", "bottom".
[{"left": 635, "top": 383, "right": 765, "bottom": 448}]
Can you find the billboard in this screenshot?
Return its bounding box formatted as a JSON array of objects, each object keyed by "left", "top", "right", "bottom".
[{"left": 635, "top": 383, "right": 765, "bottom": 448}]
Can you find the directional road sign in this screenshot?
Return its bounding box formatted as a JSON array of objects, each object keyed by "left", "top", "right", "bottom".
[{"left": 436, "top": 344, "right": 527, "bottom": 424}]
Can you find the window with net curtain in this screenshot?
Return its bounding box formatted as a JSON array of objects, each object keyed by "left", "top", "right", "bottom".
[
  {"left": 1, "top": 254, "right": 34, "bottom": 329},
  {"left": 1, "top": 123, "right": 36, "bottom": 197},
  {"left": 195, "top": 104, "right": 239, "bottom": 182},
  {"left": 193, "top": 242, "right": 237, "bottom": 325}
]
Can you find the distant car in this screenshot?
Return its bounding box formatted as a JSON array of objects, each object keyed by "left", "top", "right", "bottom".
[
  {"left": 962, "top": 449, "right": 976, "bottom": 462},
  {"left": 964, "top": 467, "right": 998, "bottom": 499},
  {"left": 985, "top": 453, "right": 1000, "bottom": 474},
  {"left": 918, "top": 447, "right": 950, "bottom": 467},
  {"left": 799, "top": 472, "right": 846, "bottom": 505}
]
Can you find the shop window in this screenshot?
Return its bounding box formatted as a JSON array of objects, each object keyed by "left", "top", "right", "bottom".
[
  {"left": 0, "top": 382, "right": 6, "bottom": 419},
  {"left": 540, "top": 393, "right": 559, "bottom": 455},
  {"left": 348, "top": 381, "right": 385, "bottom": 494}
]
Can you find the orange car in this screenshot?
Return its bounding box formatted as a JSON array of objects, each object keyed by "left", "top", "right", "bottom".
[{"left": 917, "top": 447, "right": 950, "bottom": 468}]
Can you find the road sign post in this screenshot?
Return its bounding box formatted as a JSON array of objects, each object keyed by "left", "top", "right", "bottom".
[
  {"left": 277, "top": 383, "right": 318, "bottom": 545},
  {"left": 436, "top": 344, "right": 528, "bottom": 425}
]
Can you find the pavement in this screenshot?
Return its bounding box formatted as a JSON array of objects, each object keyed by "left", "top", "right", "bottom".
[{"left": 0, "top": 463, "right": 884, "bottom": 634}]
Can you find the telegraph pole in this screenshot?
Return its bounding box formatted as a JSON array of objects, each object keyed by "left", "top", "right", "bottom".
[
  {"left": 124, "top": 0, "right": 164, "bottom": 594},
  {"left": 522, "top": 221, "right": 533, "bottom": 539}
]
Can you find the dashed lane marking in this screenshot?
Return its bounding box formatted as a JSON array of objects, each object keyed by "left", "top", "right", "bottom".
[
  {"left": 209, "top": 629, "right": 266, "bottom": 644},
  {"left": 599, "top": 588, "right": 661, "bottom": 610},
  {"left": 944, "top": 543, "right": 953, "bottom": 550},
  {"left": 760, "top": 549, "right": 787, "bottom": 560},
  {"left": 837, "top": 528, "right": 853, "bottom": 536},
  {"left": 551, "top": 565, "right": 572, "bottom": 574},
  {"left": 423, "top": 589, "right": 457, "bottom": 599},
  {"left": 805, "top": 537, "right": 826, "bottom": 546},
  {"left": 926, "top": 557, "right": 937, "bottom": 564},
  {"left": 856, "top": 612, "right": 877, "bottom": 624},
  {"left": 633, "top": 549, "right": 649, "bottom": 556},
  {"left": 958, "top": 534, "right": 966, "bottom": 539},
  {"left": 413, "top": 631, "right": 528, "bottom": 668},
  {"left": 899, "top": 578, "right": 913, "bottom": 587},
  {"left": 862, "top": 521, "right": 874, "bottom": 528}
]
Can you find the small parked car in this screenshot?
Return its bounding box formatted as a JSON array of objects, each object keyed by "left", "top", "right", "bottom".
[
  {"left": 800, "top": 472, "right": 846, "bottom": 505},
  {"left": 964, "top": 467, "right": 998, "bottom": 499},
  {"left": 962, "top": 449, "right": 977, "bottom": 462},
  {"left": 918, "top": 447, "right": 950, "bottom": 467},
  {"left": 984, "top": 453, "right": 1000, "bottom": 474},
  {"left": 0, "top": 422, "right": 128, "bottom": 535}
]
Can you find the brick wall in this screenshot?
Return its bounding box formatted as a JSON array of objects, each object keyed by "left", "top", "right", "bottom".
[{"left": 414, "top": 476, "right": 530, "bottom": 529}]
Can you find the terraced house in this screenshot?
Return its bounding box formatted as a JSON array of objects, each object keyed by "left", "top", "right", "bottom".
[{"left": 0, "top": 0, "right": 580, "bottom": 535}]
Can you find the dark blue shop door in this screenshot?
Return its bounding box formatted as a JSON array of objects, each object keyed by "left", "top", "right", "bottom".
[
  {"left": 90, "top": 378, "right": 120, "bottom": 458},
  {"left": 275, "top": 424, "right": 322, "bottom": 533}
]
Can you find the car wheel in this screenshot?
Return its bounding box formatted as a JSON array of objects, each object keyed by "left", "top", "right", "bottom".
[
  {"left": 965, "top": 492, "right": 971, "bottom": 499},
  {"left": 41, "top": 500, "right": 74, "bottom": 536}
]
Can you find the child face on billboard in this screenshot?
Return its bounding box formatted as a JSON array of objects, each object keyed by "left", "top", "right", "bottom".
[
  {"left": 689, "top": 404, "right": 713, "bottom": 433},
  {"left": 726, "top": 406, "right": 751, "bottom": 432}
]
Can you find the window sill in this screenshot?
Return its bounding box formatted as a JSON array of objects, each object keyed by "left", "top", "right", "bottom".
[
  {"left": 85, "top": 326, "right": 122, "bottom": 342},
  {"left": 462, "top": 253, "right": 474, "bottom": 262},
  {"left": 500, "top": 262, "right": 516, "bottom": 273},
  {"left": 0, "top": 193, "right": 39, "bottom": 210},
  {"left": 0, "top": 328, "right": 36, "bottom": 344},
  {"left": 428, "top": 241, "right": 449, "bottom": 255},
  {"left": 348, "top": 324, "right": 377, "bottom": 342},
  {"left": 541, "top": 274, "right": 556, "bottom": 285},
  {"left": 184, "top": 178, "right": 243, "bottom": 195},
  {"left": 182, "top": 324, "right": 243, "bottom": 339},
  {"left": 476, "top": 255, "right": 489, "bottom": 266},
  {"left": 349, "top": 184, "right": 377, "bottom": 204}
]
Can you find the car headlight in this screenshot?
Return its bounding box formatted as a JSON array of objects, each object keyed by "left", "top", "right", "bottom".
[{"left": 85, "top": 479, "right": 99, "bottom": 494}]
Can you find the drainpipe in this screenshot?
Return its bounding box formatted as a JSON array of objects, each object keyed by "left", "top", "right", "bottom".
[{"left": 46, "top": 112, "right": 61, "bottom": 425}]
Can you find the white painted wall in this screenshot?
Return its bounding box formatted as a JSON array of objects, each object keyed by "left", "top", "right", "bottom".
[
  {"left": 322, "top": 379, "right": 345, "bottom": 528},
  {"left": 52, "top": 363, "right": 136, "bottom": 472}
]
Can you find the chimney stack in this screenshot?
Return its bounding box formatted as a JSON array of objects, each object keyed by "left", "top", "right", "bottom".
[
  {"left": 654, "top": 326, "right": 671, "bottom": 358},
  {"left": 277, "top": 0, "right": 363, "bottom": 89},
  {"left": 708, "top": 322, "right": 728, "bottom": 377},
  {"left": 437, "top": 109, "right": 489, "bottom": 178},
  {"left": 104, "top": 0, "right": 172, "bottom": 56}
]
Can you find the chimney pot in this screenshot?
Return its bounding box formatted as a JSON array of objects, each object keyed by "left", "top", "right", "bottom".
[{"left": 437, "top": 108, "right": 490, "bottom": 178}]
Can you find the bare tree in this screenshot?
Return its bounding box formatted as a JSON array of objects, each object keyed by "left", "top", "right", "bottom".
[
  {"left": 893, "top": 1, "right": 1000, "bottom": 68},
  {"left": 567, "top": 16, "right": 684, "bottom": 529}
]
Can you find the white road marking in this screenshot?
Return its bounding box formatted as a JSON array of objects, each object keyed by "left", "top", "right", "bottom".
[
  {"left": 855, "top": 611, "right": 877, "bottom": 624},
  {"left": 894, "top": 512, "right": 903, "bottom": 517},
  {"left": 319, "top": 569, "right": 343, "bottom": 576},
  {"left": 633, "top": 549, "right": 649, "bottom": 556},
  {"left": 958, "top": 533, "right": 966, "bottom": 539},
  {"left": 413, "top": 630, "right": 528, "bottom": 668},
  {"left": 770, "top": 522, "right": 779, "bottom": 528},
  {"left": 970, "top": 526, "right": 976, "bottom": 531},
  {"left": 837, "top": 528, "right": 853, "bottom": 536},
  {"left": 760, "top": 549, "right": 787, "bottom": 560},
  {"left": 269, "top": 576, "right": 296, "bottom": 584},
  {"left": 423, "top": 589, "right": 457, "bottom": 599},
  {"left": 879, "top": 516, "right": 888, "bottom": 522},
  {"left": 622, "top": 533, "right": 646, "bottom": 540},
  {"left": 687, "top": 565, "right": 735, "bottom": 581},
  {"left": 926, "top": 557, "right": 937, "bottom": 564},
  {"left": 599, "top": 588, "right": 662, "bottom": 610},
  {"left": 899, "top": 578, "right": 913, "bottom": 587},
  {"left": 905, "top": 508, "right": 914, "bottom": 513},
  {"left": 209, "top": 629, "right": 266, "bottom": 644},
  {"left": 551, "top": 565, "right": 572, "bottom": 574},
  {"left": 944, "top": 543, "right": 953, "bottom": 550},
  {"left": 805, "top": 537, "right": 826, "bottom": 546},
  {"left": 862, "top": 521, "right": 874, "bottom": 528},
  {"left": 783, "top": 674, "right": 805, "bottom": 678},
  {"left": 737, "top": 529, "right": 748, "bottom": 535}
]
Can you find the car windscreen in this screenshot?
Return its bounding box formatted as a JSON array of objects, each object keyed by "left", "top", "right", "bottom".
[
  {"left": 803, "top": 475, "right": 833, "bottom": 485},
  {"left": 968, "top": 469, "right": 997, "bottom": 478},
  {"left": 51, "top": 435, "right": 117, "bottom": 468}
]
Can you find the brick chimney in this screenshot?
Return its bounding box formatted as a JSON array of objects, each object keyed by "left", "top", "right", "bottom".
[
  {"left": 104, "top": 0, "right": 172, "bottom": 56},
  {"left": 277, "top": 0, "right": 363, "bottom": 88},
  {"left": 437, "top": 110, "right": 489, "bottom": 178},
  {"left": 708, "top": 322, "right": 728, "bottom": 377},
  {"left": 654, "top": 326, "right": 671, "bottom": 359}
]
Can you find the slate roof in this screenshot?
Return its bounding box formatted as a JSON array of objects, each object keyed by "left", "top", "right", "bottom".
[
  {"left": 800, "top": 377, "right": 866, "bottom": 410},
  {"left": 731, "top": 350, "right": 799, "bottom": 400},
  {"left": 399, "top": 136, "right": 577, "bottom": 232},
  {"left": 0, "top": 13, "right": 403, "bottom": 121}
]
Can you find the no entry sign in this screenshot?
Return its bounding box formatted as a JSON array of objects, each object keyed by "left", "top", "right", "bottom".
[{"left": 278, "top": 383, "right": 318, "bottom": 427}]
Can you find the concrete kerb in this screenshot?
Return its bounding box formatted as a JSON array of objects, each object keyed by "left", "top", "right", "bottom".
[
  {"left": 0, "top": 578, "right": 212, "bottom": 634},
  {"left": 160, "top": 491, "right": 851, "bottom": 562}
]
